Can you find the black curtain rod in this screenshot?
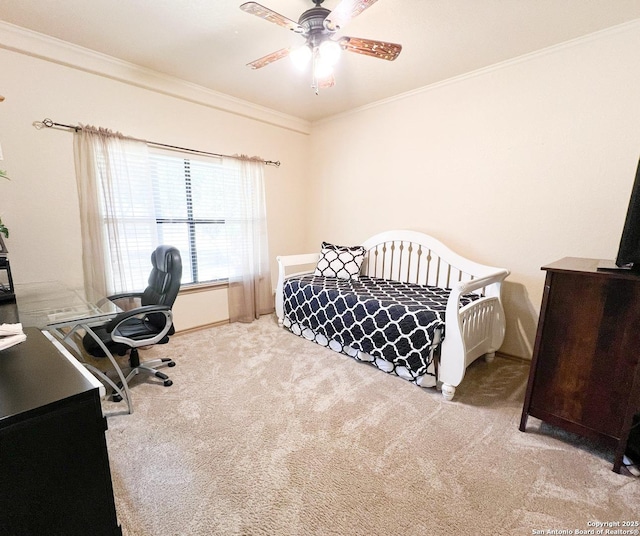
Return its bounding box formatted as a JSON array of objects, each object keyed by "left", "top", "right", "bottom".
[{"left": 34, "top": 118, "right": 281, "bottom": 167}]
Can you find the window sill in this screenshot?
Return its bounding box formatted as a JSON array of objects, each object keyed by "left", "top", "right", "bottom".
[{"left": 179, "top": 280, "right": 228, "bottom": 294}]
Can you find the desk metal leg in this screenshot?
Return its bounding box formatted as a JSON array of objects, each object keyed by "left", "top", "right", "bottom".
[{"left": 48, "top": 325, "right": 134, "bottom": 414}]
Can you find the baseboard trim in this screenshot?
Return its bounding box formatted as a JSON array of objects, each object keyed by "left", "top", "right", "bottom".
[
  {"left": 175, "top": 319, "right": 229, "bottom": 336},
  {"left": 495, "top": 351, "right": 531, "bottom": 363}
]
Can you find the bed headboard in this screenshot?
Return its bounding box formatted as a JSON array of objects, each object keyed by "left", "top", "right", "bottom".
[{"left": 360, "top": 230, "right": 500, "bottom": 291}]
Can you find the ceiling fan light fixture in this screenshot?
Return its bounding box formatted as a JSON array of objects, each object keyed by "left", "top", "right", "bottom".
[
  {"left": 313, "top": 57, "right": 334, "bottom": 80},
  {"left": 290, "top": 44, "right": 312, "bottom": 70},
  {"left": 318, "top": 39, "right": 341, "bottom": 66}
]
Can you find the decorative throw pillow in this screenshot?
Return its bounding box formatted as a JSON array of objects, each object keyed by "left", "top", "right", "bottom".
[{"left": 314, "top": 242, "right": 366, "bottom": 280}]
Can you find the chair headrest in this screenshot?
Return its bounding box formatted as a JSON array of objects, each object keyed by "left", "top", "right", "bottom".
[{"left": 152, "top": 245, "right": 182, "bottom": 274}]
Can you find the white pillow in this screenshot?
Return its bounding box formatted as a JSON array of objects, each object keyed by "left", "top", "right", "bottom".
[{"left": 314, "top": 242, "right": 365, "bottom": 280}]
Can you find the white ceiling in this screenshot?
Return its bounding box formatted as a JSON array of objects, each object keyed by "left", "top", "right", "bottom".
[{"left": 2, "top": 1, "right": 640, "bottom": 122}]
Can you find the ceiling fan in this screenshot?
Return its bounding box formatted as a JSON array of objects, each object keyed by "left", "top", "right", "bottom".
[{"left": 239, "top": 0, "right": 402, "bottom": 93}]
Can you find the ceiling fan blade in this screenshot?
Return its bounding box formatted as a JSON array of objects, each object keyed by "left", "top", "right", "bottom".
[
  {"left": 324, "top": 0, "right": 379, "bottom": 31},
  {"left": 247, "top": 47, "right": 291, "bottom": 69},
  {"left": 240, "top": 2, "right": 304, "bottom": 33},
  {"left": 318, "top": 75, "right": 335, "bottom": 89},
  {"left": 311, "top": 74, "right": 335, "bottom": 95},
  {"left": 339, "top": 36, "right": 402, "bottom": 61}
]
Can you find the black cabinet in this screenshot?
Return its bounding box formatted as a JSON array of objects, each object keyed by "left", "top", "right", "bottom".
[{"left": 0, "top": 328, "right": 121, "bottom": 535}]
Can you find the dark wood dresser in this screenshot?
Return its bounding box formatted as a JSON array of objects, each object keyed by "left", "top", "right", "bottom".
[
  {"left": 0, "top": 328, "right": 121, "bottom": 535},
  {"left": 519, "top": 257, "right": 640, "bottom": 473}
]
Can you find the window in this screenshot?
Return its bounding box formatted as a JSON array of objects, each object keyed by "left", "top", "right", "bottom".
[
  {"left": 98, "top": 150, "right": 248, "bottom": 291},
  {"left": 76, "top": 128, "right": 269, "bottom": 306},
  {"left": 149, "top": 152, "right": 244, "bottom": 287}
]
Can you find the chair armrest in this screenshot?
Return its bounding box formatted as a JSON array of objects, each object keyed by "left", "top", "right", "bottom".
[
  {"left": 107, "top": 291, "right": 145, "bottom": 301},
  {"left": 104, "top": 304, "right": 172, "bottom": 332},
  {"left": 94, "top": 291, "right": 144, "bottom": 309},
  {"left": 105, "top": 305, "right": 174, "bottom": 348}
]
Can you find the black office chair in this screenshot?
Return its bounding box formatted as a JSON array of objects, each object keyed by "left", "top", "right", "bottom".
[{"left": 83, "top": 245, "right": 182, "bottom": 400}]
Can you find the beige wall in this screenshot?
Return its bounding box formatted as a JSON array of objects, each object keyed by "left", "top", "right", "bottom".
[
  {"left": 0, "top": 26, "right": 311, "bottom": 331},
  {"left": 306, "top": 22, "right": 640, "bottom": 358},
  {"left": 2, "top": 22, "right": 640, "bottom": 353}
]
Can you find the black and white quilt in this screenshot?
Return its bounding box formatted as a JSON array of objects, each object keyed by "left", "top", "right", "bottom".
[{"left": 283, "top": 274, "right": 479, "bottom": 385}]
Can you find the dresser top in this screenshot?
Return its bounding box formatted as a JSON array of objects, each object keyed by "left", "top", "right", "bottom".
[{"left": 542, "top": 257, "right": 640, "bottom": 281}]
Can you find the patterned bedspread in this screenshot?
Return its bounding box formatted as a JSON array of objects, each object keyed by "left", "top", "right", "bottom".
[{"left": 283, "top": 274, "right": 479, "bottom": 383}]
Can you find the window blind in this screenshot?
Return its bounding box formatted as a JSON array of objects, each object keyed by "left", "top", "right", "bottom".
[{"left": 149, "top": 152, "right": 246, "bottom": 286}]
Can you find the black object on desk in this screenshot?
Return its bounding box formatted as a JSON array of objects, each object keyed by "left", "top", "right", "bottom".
[
  {"left": 0, "top": 328, "right": 122, "bottom": 535},
  {"left": 0, "top": 257, "right": 15, "bottom": 303}
]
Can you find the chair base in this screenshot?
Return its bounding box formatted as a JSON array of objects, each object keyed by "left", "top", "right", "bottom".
[{"left": 111, "top": 354, "right": 175, "bottom": 402}]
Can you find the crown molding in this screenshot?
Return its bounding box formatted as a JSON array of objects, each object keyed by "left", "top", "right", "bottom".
[
  {"left": 316, "top": 18, "right": 640, "bottom": 126},
  {"left": 0, "top": 21, "right": 311, "bottom": 135}
]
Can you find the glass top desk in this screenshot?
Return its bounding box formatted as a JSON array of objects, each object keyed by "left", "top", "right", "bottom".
[{"left": 15, "top": 282, "right": 134, "bottom": 414}]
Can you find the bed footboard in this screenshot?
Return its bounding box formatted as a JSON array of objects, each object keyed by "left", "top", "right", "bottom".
[{"left": 438, "top": 272, "right": 508, "bottom": 400}]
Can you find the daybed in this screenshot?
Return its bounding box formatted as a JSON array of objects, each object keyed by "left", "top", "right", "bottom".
[{"left": 275, "top": 230, "right": 509, "bottom": 400}]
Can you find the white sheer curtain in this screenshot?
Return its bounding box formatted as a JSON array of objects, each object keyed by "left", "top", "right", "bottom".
[
  {"left": 74, "top": 128, "right": 272, "bottom": 321},
  {"left": 224, "top": 155, "right": 273, "bottom": 323},
  {"left": 73, "top": 126, "right": 157, "bottom": 299}
]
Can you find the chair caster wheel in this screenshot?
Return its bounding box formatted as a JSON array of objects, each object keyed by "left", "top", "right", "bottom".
[
  {"left": 168, "top": 361, "right": 176, "bottom": 367},
  {"left": 112, "top": 393, "right": 123, "bottom": 402},
  {"left": 163, "top": 379, "right": 173, "bottom": 387}
]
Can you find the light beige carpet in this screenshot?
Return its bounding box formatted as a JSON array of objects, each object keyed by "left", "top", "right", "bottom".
[{"left": 102, "top": 315, "right": 639, "bottom": 536}]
